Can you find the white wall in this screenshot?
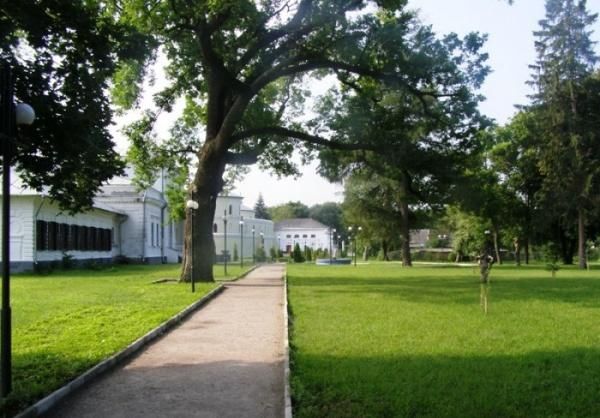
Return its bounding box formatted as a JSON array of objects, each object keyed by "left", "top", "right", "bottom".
[
  {"left": 212, "top": 197, "right": 275, "bottom": 259},
  {"left": 277, "top": 227, "right": 333, "bottom": 253},
  {"left": 0, "top": 196, "right": 36, "bottom": 262}
]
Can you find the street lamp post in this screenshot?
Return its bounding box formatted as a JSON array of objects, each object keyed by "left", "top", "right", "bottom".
[
  {"left": 348, "top": 226, "right": 361, "bottom": 267},
  {"left": 277, "top": 235, "right": 281, "bottom": 258},
  {"left": 329, "top": 228, "right": 336, "bottom": 265},
  {"left": 239, "top": 218, "right": 244, "bottom": 268},
  {"left": 252, "top": 226, "right": 255, "bottom": 263},
  {"left": 223, "top": 210, "right": 227, "bottom": 276},
  {"left": 260, "top": 232, "right": 264, "bottom": 261},
  {"left": 186, "top": 199, "right": 199, "bottom": 293},
  {"left": 1, "top": 65, "right": 36, "bottom": 397}
]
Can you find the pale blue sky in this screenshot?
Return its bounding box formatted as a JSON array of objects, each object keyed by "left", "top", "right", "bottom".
[{"left": 234, "top": 0, "right": 600, "bottom": 208}]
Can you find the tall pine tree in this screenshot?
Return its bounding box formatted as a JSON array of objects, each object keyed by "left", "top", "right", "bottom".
[
  {"left": 254, "top": 194, "right": 271, "bottom": 220},
  {"left": 529, "top": 0, "right": 599, "bottom": 268}
]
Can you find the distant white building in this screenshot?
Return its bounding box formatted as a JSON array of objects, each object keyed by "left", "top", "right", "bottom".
[
  {"left": 213, "top": 195, "right": 276, "bottom": 260},
  {"left": 275, "top": 218, "right": 333, "bottom": 253}
]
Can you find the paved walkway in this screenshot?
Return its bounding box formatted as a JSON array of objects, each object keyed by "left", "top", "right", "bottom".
[{"left": 46, "top": 264, "right": 286, "bottom": 418}]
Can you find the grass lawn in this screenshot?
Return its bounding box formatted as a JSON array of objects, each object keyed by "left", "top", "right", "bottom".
[
  {"left": 288, "top": 263, "right": 600, "bottom": 418},
  {"left": 2, "top": 263, "right": 253, "bottom": 417}
]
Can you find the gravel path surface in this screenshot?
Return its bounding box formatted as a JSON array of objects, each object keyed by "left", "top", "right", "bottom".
[{"left": 45, "top": 264, "right": 286, "bottom": 418}]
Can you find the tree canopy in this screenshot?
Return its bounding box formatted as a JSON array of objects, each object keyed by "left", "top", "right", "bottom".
[{"left": 1, "top": 1, "right": 148, "bottom": 211}]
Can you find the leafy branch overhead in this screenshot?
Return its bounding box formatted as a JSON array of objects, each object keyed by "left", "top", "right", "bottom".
[
  {"left": 113, "top": 0, "right": 493, "bottom": 281},
  {"left": 119, "top": 0, "right": 490, "bottom": 182}
]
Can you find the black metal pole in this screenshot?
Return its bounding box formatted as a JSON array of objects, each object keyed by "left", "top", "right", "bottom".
[
  {"left": 190, "top": 207, "right": 195, "bottom": 293},
  {"left": 223, "top": 211, "right": 227, "bottom": 276},
  {"left": 353, "top": 236, "right": 357, "bottom": 267},
  {"left": 240, "top": 221, "right": 243, "bottom": 268},
  {"left": 1, "top": 65, "right": 13, "bottom": 397},
  {"left": 329, "top": 228, "right": 332, "bottom": 265}
]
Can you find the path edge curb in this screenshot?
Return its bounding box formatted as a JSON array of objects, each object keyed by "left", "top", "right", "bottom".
[
  {"left": 15, "top": 284, "right": 226, "bottom": 418},
  {"left": 284, "top": 272, "right": 293, "bottom": 418},
  {"left": 220, "top": 263, "right": 259, "bottom": 282}
]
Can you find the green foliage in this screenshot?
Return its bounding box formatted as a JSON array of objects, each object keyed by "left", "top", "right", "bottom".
[
  {"left": 233, "top": 242, "right": 239, "bottom": 262},
  {"left": 525, "top": 0, "right": 600, "bottom": 267},
  {"left": 304, "top": 246, "right": 313, "bottom": 262},
  {"left": 270, "top": 246, "right": 278, "bottom": 261},
  {"left": 255, "top": 246, "right": 267, "bottom": 263},
  {"left": 289, "top": 263, "right": 600, "bottom": 417},
  {"left": 292, "top": 243, "right": 305, "bottom": 263},
  {"left": 269, "top": 202, "right": 310, "bottom": 222},
  {"left": 309, "top": 203, "right": 344, "bottom": 235},
  {"left": 0, "top": 1, "right": 148, "bottom": 211},
  {"left": 254, "top": 194, "right": 271, "bottom": 220},
  {"left": 61, "top": 253, "right": 75, "bottom": 270}
]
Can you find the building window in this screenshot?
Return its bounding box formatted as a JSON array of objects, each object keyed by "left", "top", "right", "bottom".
[
  {"left": 311, "top": 234, "right": 316, "bottom": 238},
  {"left": 36, "top": 221, "right": 47, "bottom": 250},
  {"left": 302, "top": 234, "right": 308, "bottom": 238},
  {"left": 286, "top": 234, "right": 291, "bottom": 238},
  {"left": 213, "top": 223, "right": 218, "bottom": 233},
  {"left": 229, "top": 204, "right": 232, "bottom": 215},
  {"left": 294, "top": 234, "right": 299, "bottom": 238}
]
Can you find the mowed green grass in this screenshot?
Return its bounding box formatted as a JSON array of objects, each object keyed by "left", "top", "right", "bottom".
[
  {"left": 288, "top": 263, "right": 600, "bottom": 418},
  {"left": 2, "top": 263, "right": 251, "bottom": 416}
]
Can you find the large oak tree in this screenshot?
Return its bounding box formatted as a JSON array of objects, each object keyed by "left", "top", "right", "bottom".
[{"left": 119, "top": 0, "right": 490, "bottom": 281}]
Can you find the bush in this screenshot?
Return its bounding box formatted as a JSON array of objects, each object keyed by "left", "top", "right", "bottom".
[
  {"left": 61, "top": 252, "right": 75, "bottom": 270},
  {"left": 255, "top": 246, "right": 267, "bottom": 262},
  {"left": 270, "top": 246, "right": 278, "bottom": 261},
  {"left": 292, "top": 243, "right": 305, "bottom": 263},
  {"left": 304, "top": 246, "right": 313, "bottom": 262},
  {"left": 114, "top": 255, "right": 131, "bottom": 264}
]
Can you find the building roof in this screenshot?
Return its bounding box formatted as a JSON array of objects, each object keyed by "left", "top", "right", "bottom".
[{"left": 275, "top": 218, "right": 329, "bottom": 230}]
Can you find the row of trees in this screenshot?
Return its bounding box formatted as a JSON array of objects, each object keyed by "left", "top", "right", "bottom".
[
  {"left": 335, "top": 0, "right": 600, "bottom": 269},
  {"left": 7, "top": 0, "right": 596, "bottom": 280}
]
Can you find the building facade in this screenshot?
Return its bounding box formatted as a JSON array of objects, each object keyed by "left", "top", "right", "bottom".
[
  {"left": 275, "top": 218, "right": 334, "bottom": 254},
  {"left": 1, "top": 169, "right": 274, "bottom": 271},
  {"left": 212, "top": 195, "right": 276, "bottom": 260}
]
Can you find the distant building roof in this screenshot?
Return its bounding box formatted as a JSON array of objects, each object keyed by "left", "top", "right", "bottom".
[
  {"left": 241, "top": 205, "right": 254, "bottom": 211},
  {"left": 275, "top": 218, "right": 329, "bottom": 230}
]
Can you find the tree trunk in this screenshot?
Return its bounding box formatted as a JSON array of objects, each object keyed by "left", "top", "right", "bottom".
[
  {"left": 559, "top": 227, "right": 574, "bottom": 265},
  {"left": 382, "top": 240, "right": 390, "bottom": 261},
  {"left": 180, "top": 142, "right": 227, "bottom": 283},
  {"left": 514, "top": 237, "right": 521, "bottom": 266},
  {"left": 524, "top": 236, "right": 530, "bottom": 264},
  {"left": 578, "top": 206, "right": 587, "bottom": 269},
  {"left": 492, "top": 227, "right": 502, "bottom": 265},
  {"left": 399, "top": 200, "right": 412, "bottom": 267},
  {"left": 399, "top": 176, "right": 412, "bottom": 267}
]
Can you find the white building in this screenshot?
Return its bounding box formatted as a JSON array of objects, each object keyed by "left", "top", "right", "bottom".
[
  {"left": 213, "top": 195, "right": 276, "bottom": 260},
  {"left": 1, "top": 167, "right": 279, "bottom": 271},
  {"left": 275, "top": 218, "right": 333, "bottom": 253}
]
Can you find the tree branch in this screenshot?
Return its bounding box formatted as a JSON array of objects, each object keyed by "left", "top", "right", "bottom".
[
  {"left": 224, "top": 149, "right": 261, "bottom": 165},
  {"left": 230, "top": 126, "right": 377, "bottom": 151}
]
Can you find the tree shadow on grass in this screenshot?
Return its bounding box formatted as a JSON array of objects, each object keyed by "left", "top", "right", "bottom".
[{"left": 291, "top": 348, "right": 600, "bottom": 418}]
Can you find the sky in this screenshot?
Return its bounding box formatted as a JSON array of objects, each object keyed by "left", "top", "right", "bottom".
[{"left": 112, "top": 0, "right": 600, "bottom": 209}]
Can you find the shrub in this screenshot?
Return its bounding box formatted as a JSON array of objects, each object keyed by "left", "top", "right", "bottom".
[
  {"left": 255, "top": 246, "right": 267, "bottom": 262},
  {"left": 233, "top": 243, "right": 239, "bottom": 262},
  {"left": 61, "top": 252, "right": 75, "bottom": 270},
  {"left": 292, "top": 243, "right": 305, "bottom": 263}
]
